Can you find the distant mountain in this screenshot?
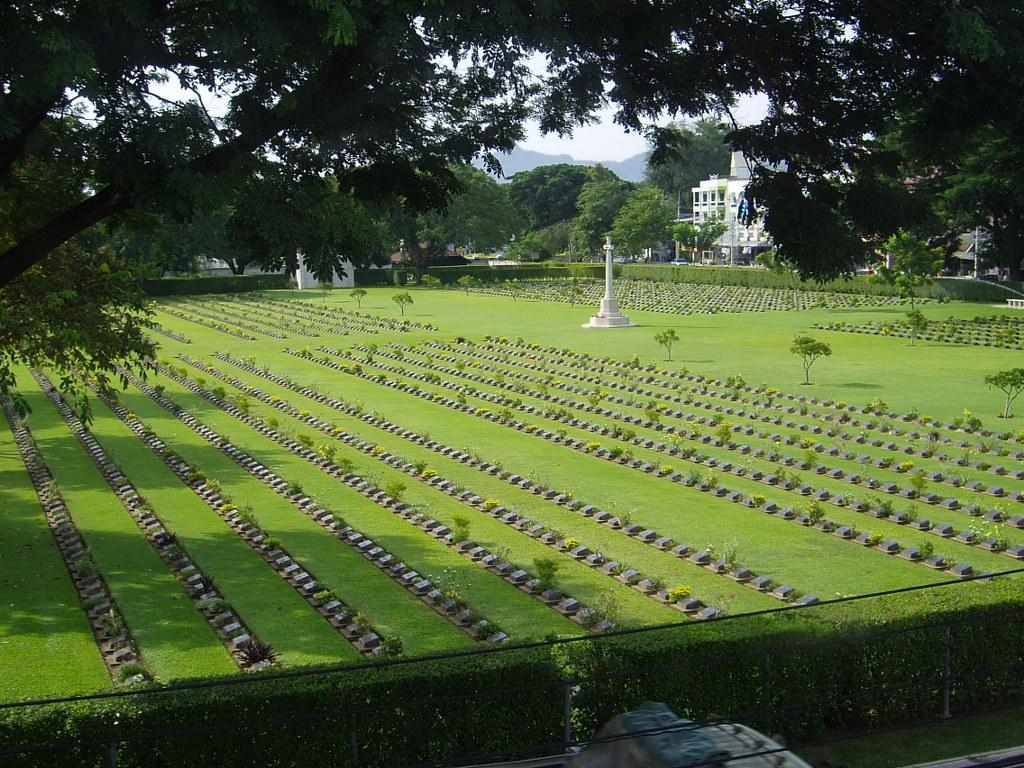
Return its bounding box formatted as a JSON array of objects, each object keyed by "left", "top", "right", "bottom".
[{"left": 482, "top": 147, "right": 649, "bottom": 183}]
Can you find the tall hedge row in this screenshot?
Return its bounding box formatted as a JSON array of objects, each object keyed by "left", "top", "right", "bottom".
[
  {"left": 354, "top": 268, "right": 409, "bottom": 286},
  {"left": 424, "top": 263, "right": 606, "bottom": 284},
  {"left": 564, "top": 580, "right": 1024, "bottom": 742},
  {"left": 142, "top": 274, "right": 290, "bottom": 296},
  {"left": 2, "top": 583, "right": 1022, "bottom": 765},
  {"left": 618, "top": 265, "right": 1019, "bottom": 302},
  {"left": 0, "top": 650, "right": 564, "bottom": 767}
]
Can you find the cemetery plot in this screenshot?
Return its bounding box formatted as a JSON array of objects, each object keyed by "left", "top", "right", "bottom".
[
  {"left": 11, "top": 376, "right": 239, "bottom": 683},
  {"left": 473, "top": 278, "right": 924, "bottom": 314},
  {"left": 89, "top": 374, "right": 455, "bottom": 660},
  {"left": 157, "top": 356, "right": 660, "bottom": 632},
  {"left": 293, "top": 337, "right": 1024, "bottom": 582},
  {"left": 0, "top": 401, "right": 111, "bottom": 700},
  {"left": 7, "top": 290, "right": 1024, "bottom": 700},
  {"left": 815, "top": 315, "right": 1024, "bottom": 349}
]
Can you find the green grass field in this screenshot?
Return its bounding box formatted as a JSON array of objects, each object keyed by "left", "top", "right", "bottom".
[{"left": 3, "top": 281, "right": 1024, "bottom": 703}]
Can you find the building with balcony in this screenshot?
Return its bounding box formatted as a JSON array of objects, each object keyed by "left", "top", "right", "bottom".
[{"left": 691, "top": 151, "right": 772, "bottom": 265}]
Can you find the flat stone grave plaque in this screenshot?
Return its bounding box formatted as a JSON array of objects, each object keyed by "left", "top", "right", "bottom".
[
  {"left": 558, "top": 598, "right": 581, "bottom": 614},
  {"left": 688, "top": 550, "right": 710, "bottom": 565},
  {"left": 951, "top": 563, "right": 974, "bottom": 578},
  {"left": 771, "top": 585, "right": 795, "bottom": 600},
  {"left": 620, "top": 568, "right": 642, "bottom": 583},
  {"left": 730, "top": 567, "right": 753, "bottom": 582},
  {"left": 750, "top": 576, "right": 772, "bottom": 591}
]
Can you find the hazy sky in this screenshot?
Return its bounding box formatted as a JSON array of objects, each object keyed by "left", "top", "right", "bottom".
[{"left": 519, "top": 93, "right": 770, "bottom": 162}]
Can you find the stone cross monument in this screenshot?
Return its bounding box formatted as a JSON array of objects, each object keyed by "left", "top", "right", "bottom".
[{"left": 583, "top": 236, "right": 635, "bottom": 328}]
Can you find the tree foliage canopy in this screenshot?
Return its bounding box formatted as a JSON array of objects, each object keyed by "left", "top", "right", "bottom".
[
  {"left": 612, "top": 186, "right": 675, "bottom": 258},
  {"left": 4, "top": 0, "right": 1022, "bottom": 284},
  {"left": 3, "top": 0, "right": 1024, "bottom": 406}
]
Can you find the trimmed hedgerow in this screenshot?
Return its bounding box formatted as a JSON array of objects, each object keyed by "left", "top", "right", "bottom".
[
  {"left": 143, "top": 275, "right": 289, "bottom": 296},
  {"left": 3, "top": 583, "right": 1022, "bottom": 764},
  {"left": 0, "top": 650, "right": 564, "bottom": 767},
  {"left": 563, "top": 579, "right": 1024, "bottom": 742},
  {"left": 425, "top": 263, "right": 605, "bottom": 284},
  {"left": 354, "top": 268, "right": 409, "bottom": 286}
]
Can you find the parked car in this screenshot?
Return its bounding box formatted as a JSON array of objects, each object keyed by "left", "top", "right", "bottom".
[{"left": 669, "top": 258, "right": 690, "bottom": 266}]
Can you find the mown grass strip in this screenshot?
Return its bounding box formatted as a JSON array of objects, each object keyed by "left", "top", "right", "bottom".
[
  {"left": 146, "top": 371, "right": 588, "bottom": 642},
  {"left": 296, "top": 353, "right": 954, "bottom": 597},
  {"left": 188, "top": 353, "right": 767, "bottom": 619},
  {"left": 0, "top": 411, "right": 111, "bottom": 702},
  {"left": 82, "top": 387, "right": 361, "bottom": 668},
  {"left": 115, "top": 381, "right": 478, "bottom": 655},
  {"left": 18, "top": 380, "right": 238, "bottom": 683}
]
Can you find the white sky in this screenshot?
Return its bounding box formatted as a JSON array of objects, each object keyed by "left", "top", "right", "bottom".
[{"left": 519, "top": 92, "right": 770, "bottom": 162}]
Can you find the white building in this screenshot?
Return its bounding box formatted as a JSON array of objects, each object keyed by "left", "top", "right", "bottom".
[{"left": 691, "top": 151, "right": 771, "bottom": 265}]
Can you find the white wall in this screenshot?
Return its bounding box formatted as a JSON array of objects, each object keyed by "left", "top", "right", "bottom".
[{"left": 295, "top": 259, "right": 355, "bottom": 289}]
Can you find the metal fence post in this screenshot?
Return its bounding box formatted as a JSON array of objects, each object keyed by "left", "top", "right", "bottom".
[
  {"left": 108, "top": 740, "right": 117, "bottom": 768},
  {"left": 350, "top": 712, "right": 359, "bottom": 762},
  {"left": 563, "top": 683, "right": 574, "bottom": 750},
  {"left": 943, "top": 624, "right": 953, "bottom": 719}
]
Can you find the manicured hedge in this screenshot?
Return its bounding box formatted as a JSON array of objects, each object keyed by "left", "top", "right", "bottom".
[
  {"left": 564, "top": 579, "right": 1024, "bottom": 742},
  {"left": 0, "top": 650, "right": 565, "bottom": 767},
  {"left": 354, "top": 268, "right": 408, "bottom": 286},
  {"left": 619, "top": 265, "right": 1017, "bottom": 303},
  {"left": 425, "top": 263, "right": 606, "bottom": 284},
  {"left": 143, "top": 275, "right": 290, "bottom": 296},
  {"left": 3, "top": 583, "right": 1022, "bottom": 764}
]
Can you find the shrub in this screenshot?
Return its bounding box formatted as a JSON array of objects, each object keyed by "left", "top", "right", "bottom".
[
  {"left": 667, "top": 584, "right": 692, "bottom": 603},
  {"left": 234, "top": 638, "right": 278, "bottom": 668}
]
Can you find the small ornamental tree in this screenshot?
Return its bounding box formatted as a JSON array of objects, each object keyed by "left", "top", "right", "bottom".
[
  {"left": 985, "top": 368, "right": 1024, "bottom": 418},
  {"left": 564, "top": 278, "right": 586, "bottom": 306},
  {"left": 317, "top": 281, "right": 333, "bottom": 302},
  {"left": 456, "top": 274, "right": 479, "bottom": 294},
  {"left": 654, "top": 329, "right": 679, "bottom": 361},
  {"left": 350, "top": 288, "right": 367, "bottom": 308},
  {"left": 905, "top": 309, "right": 928, "bottom": 346},
  {"left": 872, "top": 230, "right": 944, "bottom": 311},
  {"left": 503, "top": 279, "right": 523, "bottom": 301},
  {"left": 392, "top": 292, "right": 413, "bottom": 315},
  {"left": 791, "top": 334, "right": 832, "bottom": 385}
]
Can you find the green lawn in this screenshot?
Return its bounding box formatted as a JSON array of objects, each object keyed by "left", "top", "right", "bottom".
[
  {"left": 0, "top": 411, "right": 110, "bottom": 700},
  {"left": 84, "top": 384, "right": 365, "bottom": 667},
  {"left": 118, "top": 378, "right": 481, "bottom": 654},
  {"left": 17, "top": 380, "right": 238, "bottom": 683},
  {"left": 7, "top": 283, "right": 1024, "bottom": 699}
]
